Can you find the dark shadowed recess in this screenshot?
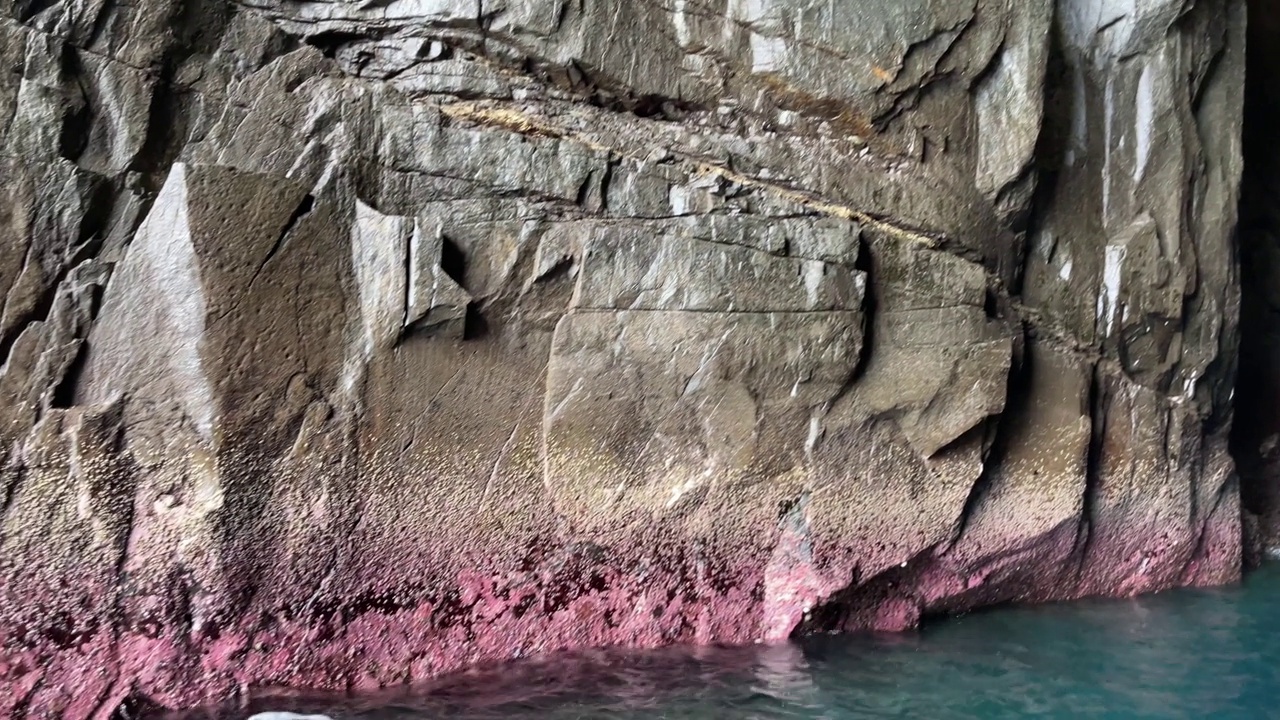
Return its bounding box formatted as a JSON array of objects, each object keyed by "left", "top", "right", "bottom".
[{"left": 1234, "top": 0, "right": 1280, "bottom": 558}]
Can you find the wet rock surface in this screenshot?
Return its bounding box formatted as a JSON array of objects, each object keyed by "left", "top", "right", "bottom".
[{"left": 0, "top": 0, "right": 1248, "bottom": 716}]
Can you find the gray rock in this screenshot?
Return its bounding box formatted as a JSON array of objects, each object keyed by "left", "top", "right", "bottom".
[{"left": 0, "top": 0, "right": 1257, "bottom": 717}]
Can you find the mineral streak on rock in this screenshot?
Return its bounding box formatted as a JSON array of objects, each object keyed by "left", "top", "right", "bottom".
[{"left": 0, "top": 0, "right": 1251, "bottom": 716}]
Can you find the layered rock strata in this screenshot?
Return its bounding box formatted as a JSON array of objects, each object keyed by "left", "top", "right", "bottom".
[{"left": 0, "top": 0, "right": 1247, "bottom": 716}]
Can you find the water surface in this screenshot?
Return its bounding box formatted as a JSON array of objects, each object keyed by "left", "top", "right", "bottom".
[{"left": 233, "top": 564, "right": 1280, "bottom": 719}]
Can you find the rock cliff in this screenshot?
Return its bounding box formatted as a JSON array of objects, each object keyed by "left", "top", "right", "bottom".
[{"left": 0, "top": 0, "right": 1251, "bottom": 716}]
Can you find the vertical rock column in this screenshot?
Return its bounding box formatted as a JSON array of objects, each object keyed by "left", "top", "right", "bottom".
[
  {"left": 938, "top": 0, "right": 1246, "bottom": 600},
  {"left": 1022, "top": 0, "right": 1245, "bottom": 589}
]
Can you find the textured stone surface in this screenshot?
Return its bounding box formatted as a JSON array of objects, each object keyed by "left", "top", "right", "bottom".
[{"left": 0, "top": 0, "right": 1247, "bottom": 716}]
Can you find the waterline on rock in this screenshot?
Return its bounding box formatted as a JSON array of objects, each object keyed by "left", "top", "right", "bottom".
[{"left": 184, "top": 564, "right": 1280, "bottom": 720}]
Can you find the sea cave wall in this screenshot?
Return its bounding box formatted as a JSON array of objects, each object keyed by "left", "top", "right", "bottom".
[
  {"left": 1236, "top": 0, "right": 1280, "bottom": 554},
  {"left": 0, "top": 0, "right": 1250, "bottom": 716}
]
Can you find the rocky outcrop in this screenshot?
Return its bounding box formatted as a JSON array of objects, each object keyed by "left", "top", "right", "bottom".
[{"left": 0, "top": 0, "right": 1247, "bottom": 716}]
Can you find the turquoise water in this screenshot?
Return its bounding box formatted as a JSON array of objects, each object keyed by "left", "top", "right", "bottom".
[{"left": 237, "top": 564, "right": 1280, "bottom": 720}]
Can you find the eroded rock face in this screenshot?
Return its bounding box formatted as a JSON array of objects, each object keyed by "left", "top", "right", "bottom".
[{"left": 0, "top": 0, "right": 1245, "bottom": 716}]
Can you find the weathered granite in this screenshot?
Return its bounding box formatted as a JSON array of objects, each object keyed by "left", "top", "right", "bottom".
[{"left": 0, "top": 0, "right": 1249, "bottom": 716}]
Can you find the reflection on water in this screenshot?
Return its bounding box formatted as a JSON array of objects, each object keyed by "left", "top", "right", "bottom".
[{"left": 219, "top": 564, "right": 1280, "bottom": 720}]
